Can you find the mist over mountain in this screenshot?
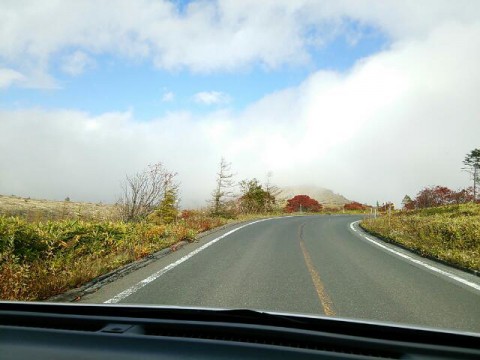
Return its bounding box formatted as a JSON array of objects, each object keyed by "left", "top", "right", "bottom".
[{"left": 278, "top": 185, "right": 352, "bottom": 207}]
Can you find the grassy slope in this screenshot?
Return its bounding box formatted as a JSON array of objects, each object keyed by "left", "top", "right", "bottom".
[
  {"left": 0, "top": 195, "right": 118, "bottom": 221},
  {"left": 360, "top": 203, "right": 480, "bottom": 272}
]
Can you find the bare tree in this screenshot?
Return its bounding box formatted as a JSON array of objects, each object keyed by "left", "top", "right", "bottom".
[
  {"left": 211, "top": 157, "right": 235, "bottom": 216},
  {"left": 463, "top": 148, "right": 480, "bottom": 202},
  {"left": 118, "top": 162, "right": 178, "bottom": 221},
  {"left": 264, "top": 171, "right": 282, "bottom": 212}
]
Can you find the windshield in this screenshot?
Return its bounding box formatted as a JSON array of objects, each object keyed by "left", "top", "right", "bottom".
[{"left": 1, "top": 0, "right": 479, "bottom": 335}]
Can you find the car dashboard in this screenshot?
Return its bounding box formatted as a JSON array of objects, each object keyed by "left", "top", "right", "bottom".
[{"left": 1, "top": 302, "right": 479, "bottom": 359}]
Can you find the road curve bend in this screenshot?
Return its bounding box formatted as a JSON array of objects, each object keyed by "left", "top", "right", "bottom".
[{"left": 81, "top": 215, "right": 480, "bottom": 333}]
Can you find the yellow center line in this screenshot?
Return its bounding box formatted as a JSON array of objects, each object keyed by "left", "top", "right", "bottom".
[{"left": 298, "top": 222, "right": 336, "bottom": 316}]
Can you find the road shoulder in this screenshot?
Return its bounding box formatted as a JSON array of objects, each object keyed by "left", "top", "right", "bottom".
[{"left": 349, "top": 220, "right": 480, "bottom": 293}]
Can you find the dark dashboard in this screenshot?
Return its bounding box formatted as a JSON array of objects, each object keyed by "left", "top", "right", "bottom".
[{"left": 1, "top": 302, "right": 479, "bottom": 359}]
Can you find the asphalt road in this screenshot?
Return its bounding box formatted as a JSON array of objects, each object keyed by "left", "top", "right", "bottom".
[{"left": 82, "top": 215, "right": 480, "bottom": 333}]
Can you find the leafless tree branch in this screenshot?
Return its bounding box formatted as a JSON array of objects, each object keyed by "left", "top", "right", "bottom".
[{"left": 117, "top": 162, "right": 179, "bottom": 221}]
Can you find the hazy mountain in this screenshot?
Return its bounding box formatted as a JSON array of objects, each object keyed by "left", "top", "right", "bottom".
[{"left": 278, "top": 185, "right": 351, "bottom": 207}]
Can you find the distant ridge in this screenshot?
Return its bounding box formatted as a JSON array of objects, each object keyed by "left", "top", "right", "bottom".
[{"left": 278, "top": 185, "right": 351, "bottom": 207}]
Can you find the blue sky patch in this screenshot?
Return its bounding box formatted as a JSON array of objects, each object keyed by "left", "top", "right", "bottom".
[{"left": 1, "top": 20, "right": 388, "bottom": 121}]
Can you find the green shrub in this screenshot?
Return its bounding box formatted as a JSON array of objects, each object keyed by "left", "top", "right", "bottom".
[{"left": 0, "top": 210, "right": 237, "bottom": 301}]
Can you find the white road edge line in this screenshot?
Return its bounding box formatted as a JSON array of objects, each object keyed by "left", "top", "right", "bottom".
[
  {"left": 104, "top": 217, "right": 290, "bottom": 303},
  {"left": 349, "top": 220, "right": 480, "bottom": 292}
]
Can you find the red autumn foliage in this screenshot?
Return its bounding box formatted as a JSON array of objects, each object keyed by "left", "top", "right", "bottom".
[
  {"left": 403, "top": 200, "right": 416, "bottom": 210},
  {"left": 343, "top": 202, "right": 367, "bottom": 211},
  {"left": 415, "top": 186, "right": 452, "bottom": 208},
  {"left": 413, "top": 186, "right": 474, "bottom": 209},
  {"left": 402, "top": 186, "right": 476, "bottom": 210},
  {"left": 180, "top": 210, "right": 195, "bottom": 220},
  {"left": 284, "top": 195, "right": 322, "bottom": 213},
  {"left": 450, "top": 187, "right": 476, "bottom": 204}
]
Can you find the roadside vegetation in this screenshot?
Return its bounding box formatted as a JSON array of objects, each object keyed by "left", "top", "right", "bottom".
[
  {"left": 0, "top": 211, "right": 230, "bottom": 300},
  {"left": 361, "top": 148, "right": 480, "bottom": 272},
  {"left": 0, "top": 158, "right": 352, "bottom": 301},
  {"left": 361, "top": 203, "right": 480, "bottom": 272}
]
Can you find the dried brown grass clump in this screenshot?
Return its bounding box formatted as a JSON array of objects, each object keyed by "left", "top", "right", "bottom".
[{"left": 361, "top": 203, "right": 480, "bottom": 271}]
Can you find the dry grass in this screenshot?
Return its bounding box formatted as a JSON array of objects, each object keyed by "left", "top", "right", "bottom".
[
  {"left": 0, "top": 195, "right": 119, "bottom": 222},
  {"left": 0, "top": 211, "right": 231, "bottom": 301},
  {"left": 360, "top": 203, "right": 480, "bottom": 271}
]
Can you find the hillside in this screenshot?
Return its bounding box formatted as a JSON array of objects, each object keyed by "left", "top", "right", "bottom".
[
  {"left": 278, "top": 185, "right": 351, "bottom": 208},
  {"left": 0, "top": 195, "right": 117, "bottom": 221}
]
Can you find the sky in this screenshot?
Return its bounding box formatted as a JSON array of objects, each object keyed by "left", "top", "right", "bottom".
[{"left": 1, "top": 0, "right": 480, "bottom": 208}]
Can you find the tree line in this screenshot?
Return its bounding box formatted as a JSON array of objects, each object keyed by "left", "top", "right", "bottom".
[
  {"left": 115, "top": 147, "right": 480, "bottom": 221},
  {"left": 401, "top": 148, "right": 480, "bottom": 210},
  {"left": 116, "top": 157, "right": 288, "bottom": 223}
]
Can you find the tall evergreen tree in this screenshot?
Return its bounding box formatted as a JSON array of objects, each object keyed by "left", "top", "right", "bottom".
[{"left": 463, "top": 148, "right": 480, "bottom": 202}]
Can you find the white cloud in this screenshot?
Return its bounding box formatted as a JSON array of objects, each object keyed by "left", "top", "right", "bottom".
[
  {"left": 0, "top": 68, "right": 25, "bottom": 88},
  {"left": 61, "top": 51, "right": 95, "bottom": 76},
  {"left": 161, "top": 91, "right": 175, "bottom": 102},
  {"left": 1, "top": 1, "right": 479, "bottom": 79},
  {"left": 1, "top": 19, "right": 479, "bottom": 207},
  {"left": 193, "top": 91, "right": 230, "bottom": 105},
  {"left": 1, "top": 3, "right": 480, "bottom": 207}
]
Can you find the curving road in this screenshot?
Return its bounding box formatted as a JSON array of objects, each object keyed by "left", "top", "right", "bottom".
[{"left": 81, "top": 215, "right": 480, "bottom": 333}]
